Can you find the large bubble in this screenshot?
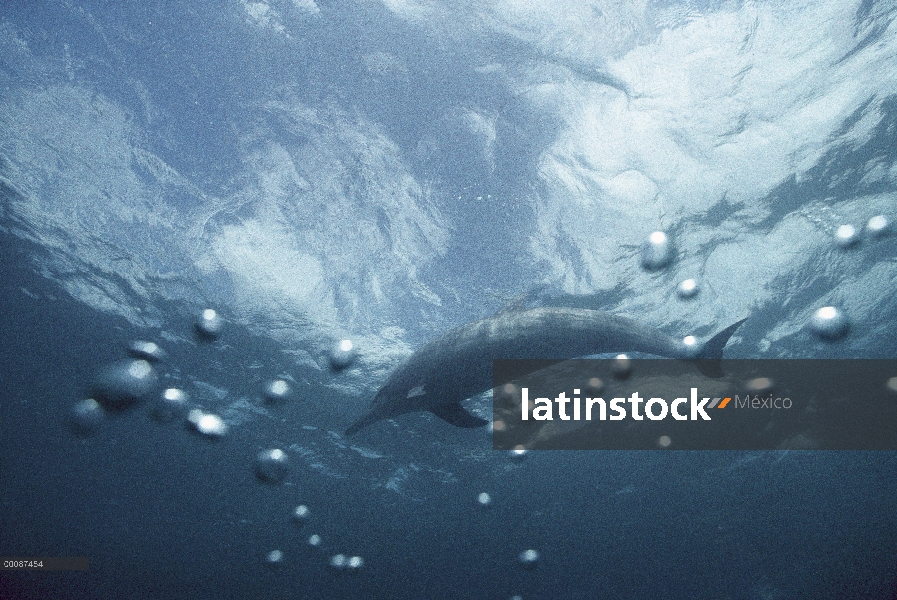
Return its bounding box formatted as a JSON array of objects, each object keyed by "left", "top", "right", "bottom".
[
  {"left": 809, "top": 306, "right": 848, "bottom": 341},
  {"left": 93, "top": 359, "right": 157, "bottom": 411},
  {"left": 640, "top": 231, "right": 674, "bottom": 270}
]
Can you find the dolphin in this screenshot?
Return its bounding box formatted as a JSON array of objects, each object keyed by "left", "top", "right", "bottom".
[{"left": 345, "top": 307, "right": 746, "bottom": 435}]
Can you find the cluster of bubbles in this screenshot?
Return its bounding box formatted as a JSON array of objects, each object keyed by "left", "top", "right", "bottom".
[
  {"left": 835, "top": 215, "right": 889, "bottom": 248},
  {"left": 278, "top": 504, "right": 367, "bottom": 574},
  {"left": 641, "top": 230, "right": 707, "bottom": 346},
  {"left": 477, "top": 445, "right": 541, "bottom": 580},
  {"left": 68, "top": 308, "right": 369, "bottom": 578},
  {"left": 70, "top": 357, "right": 159, "bottom": 432},
  {"left": 328, "top": 553, "right": 365, "bottom": 572},
  {"left": 71, "top": 309, "right": 359, "bottom": 437},
  {"left": 819, "top": 216, "right": 890, "bottom": 339},
  {"left": 641, "top": 214, "right": 891, "bottom": 345},
  {"left": 265, "top": 512, "right": 366, "bottom": 575}
]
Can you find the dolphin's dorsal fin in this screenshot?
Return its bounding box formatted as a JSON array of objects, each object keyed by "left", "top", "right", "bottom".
[
  {"left": 494, "top": 295, "right": 528, "bottom": 315},
  {"left": 430, "top": 403, "right": 489, "bottom": 428},
  {"left": 407, "top": 385, "right": 426, "bottom": 398}
]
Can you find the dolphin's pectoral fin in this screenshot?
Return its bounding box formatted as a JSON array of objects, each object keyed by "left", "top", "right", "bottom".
[
  {"left": 430, "top": 403, "right": 489, "bottom": 428},
  {"left": 345, "top": 411, "right": 378, "bottom": 436}
]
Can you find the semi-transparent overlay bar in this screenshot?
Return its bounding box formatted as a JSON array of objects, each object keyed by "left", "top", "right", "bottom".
[{"left": 492, "top": 359, "right": 897, "bottom": 450}]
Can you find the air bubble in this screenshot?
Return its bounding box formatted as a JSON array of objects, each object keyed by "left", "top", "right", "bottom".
[
  {"left": 809, "top": 306, "right": 848, "bottom": 341},
  {"left": 292, "top": 504, "right": 311, "bottom": 525},
  {"left": 94, "top": 359, "right": 157, "bottom": 411},
  {"left": 867, "top": 215, "right": 889, "bottom": 237},
  {"left": 518, "top": 549, "right": 539, "bottom": 569},
  {"left": 264, "top": 379, "right": 291, "bottom": 404},
  {"left": 152, "top": 388, "right": 189, "bottom": 423},
  {"left": 196, "top": 308, "right": 223, "bottom": 340},
  {"left": 676, "top": 278, "right": 699, "bottom": 299},
  {"left": 834, "top": 225, "right": 858, "bottom": 248},
  {"left": 641, "top": 231, "right": 674, "bottom": 270},
  {"left": 612, "top": 354, "right": 632, "bottom": 379},
  {"left": 265, "top": 550, "right": 283, "bottom": 568},
  {"left": 128, "top": 340, "right": 166, "bottom": 363},
  {"left": 70, "top": 398, "right": 104, "bottom": 433},
  {"left": 187, "top": 409, "right": 228, "bottom": 438},
  {"left": 255, "top": 449, "right": 289, "bottom": 484},
  {"left": 329, "top": 339, "right": 356, "bottom": 370}
]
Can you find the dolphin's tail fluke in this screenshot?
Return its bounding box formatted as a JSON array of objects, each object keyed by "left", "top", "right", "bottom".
[{"left": 694, "top": 317, "right": 747, "bottom": 377}]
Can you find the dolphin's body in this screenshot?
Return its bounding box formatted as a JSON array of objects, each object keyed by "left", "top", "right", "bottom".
[{"left": 345, "top": 307, "right": 746, "bottom": 435}]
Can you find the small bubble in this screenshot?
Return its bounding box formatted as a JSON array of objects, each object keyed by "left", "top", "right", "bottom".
[
  {"left": 518, "top": 549, "right": 539, "bottom": 569},
  {"left": 679, "top": 335, "right": 700, "bottom": 358},
  {"left": 70, "top": 398, "right": 104, "bottom": 433},
  {"left": 255, "top": 449, "right": 289, "bottom": 484},
  {"left": 128, "top": 340, "right": 166, "bottom": 363},
  {"left": 509, "top": 447, "right": 527, "bottom": 461},
  {"left": 152, "top": 387, "right": 190, "bottom": 423},
  {"left": 292, "top": 504, "right": 311, "bottom": 524},
  {"left": 187, "top": 409, "right": 228, "bottom": 437},
  {"left": 196, "top": 308, "right": 223, "bottom": 340},
  {"left": 586, "top": 377, "right": 604, "bottom": 394},
  {"left": 747, "top": 377, "right": 774, "bottom": 392},
  {"left": 477, "top": 492, "right": 492, "bottom": 506},
  {"left": 264, "top": 379, "right": 291, "bottom": 403},
  {"left": 308, "top": 534, "right": 322, "bottom": 547},
  {"left": 867, "top": 215, "right": 889, "bottom": 237},
  {"left": 347, "top": 556, "right": 364, "bottom": 570},
  {"left": 329, "top": 339, "right": 357, "bottom": 370},
  {"left": 676, "top": 278, "right": 699, "bottom": 299},
  {"left": 329, "top": 554, "right": 347, "bottom": 570},
  {"left": 658, "top": 435, "right": 672, "bottom": 448},
  {"left": 612, "top": 354, "right": 632, "bottom": 379},
  {"left": 886, "top": 377, "right": 897, "bottom": 393},
  {"left": 266, "top": 550, "right": 283, "bottom": 567}
]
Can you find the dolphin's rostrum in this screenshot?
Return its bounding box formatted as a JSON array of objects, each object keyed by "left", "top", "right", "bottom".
[{"left": 345, "top": 308, "right": 747, "bottom": 436}]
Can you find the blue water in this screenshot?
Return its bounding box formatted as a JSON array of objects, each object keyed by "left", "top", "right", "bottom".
[{"left": 1, "top": 1, "right": 896, "bottom": 598}]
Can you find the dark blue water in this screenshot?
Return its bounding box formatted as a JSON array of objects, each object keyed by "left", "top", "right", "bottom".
[{"left": 2, "top": 1, "right": 897, "bottom": 598}]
